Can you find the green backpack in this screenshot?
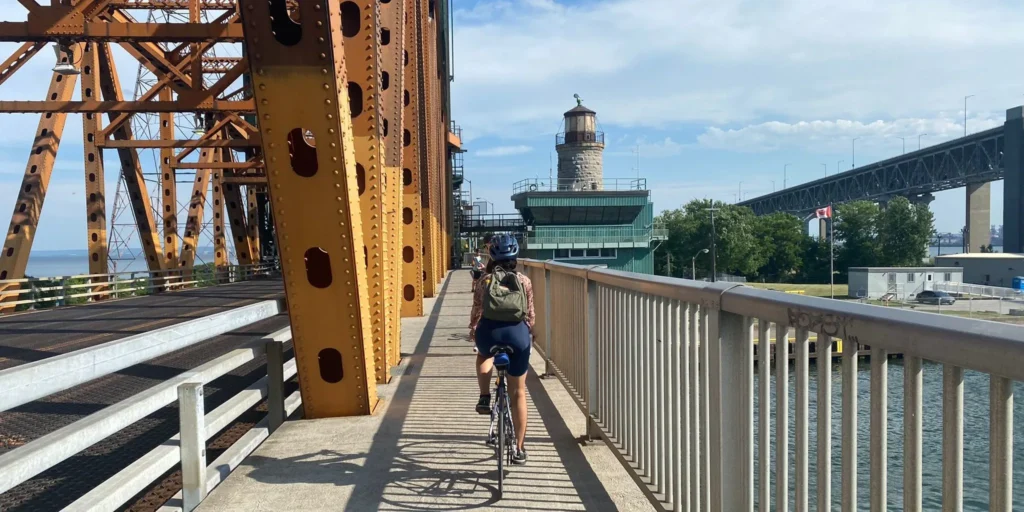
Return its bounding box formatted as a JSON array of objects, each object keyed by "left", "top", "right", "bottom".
[{"left": 482, "top": 267, "right": 527, "bottom": 322}]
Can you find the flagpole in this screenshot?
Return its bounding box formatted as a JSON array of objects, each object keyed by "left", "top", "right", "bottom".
[{"left": 830, "top": 203, "right": 835, "bottom": 299}]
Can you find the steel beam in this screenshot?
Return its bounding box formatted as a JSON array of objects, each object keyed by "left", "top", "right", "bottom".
[
  {"left": 98, "top": 44, "right": 164, "bottom": 272},
  {"left": 159, "top": 88, "right": 178, "bottom": 270},
  {"left": 0, "top": 42, "right": 44, "bottom": 88},
  {"left": 97, "top": 138, "right": 260, "bottom": 149},
  {"left": 223, "top": 176, "right": 268, "bottom": 185},
  {"left": 0, "top": 21, "right": 245, "bottom": 42},
  {"left": 343, "top": 0, "right": 391, "bottom": 384},
  {"left": 178, "top": 147, "right": 216, "bottom": 273},
  {"left": 418, "top": 0, "right": 440, "bottom": 298},
  {"left": 380, "top": 0, "right": 406, "bottom": 365},
  {"left": 400, "top": 0, "right": 425, "bottom": 317},
  {"left": 81, "top": 42, "right": 109, "bottom": 295},
  {"left": 211, "top": 170, "right": 229, "bottom": 269},
  {"left": 245, "top": 186, "right": 262, "bottom": 262},
  {"left": 0, "top": 100, "right": 255, "bottom": 114},
  {"left": 238, "top": 0, "right": 378, "bottom": 417},
  {"left": 0, "top": 58, "right": 78, "bottom": 311},
  {"left": 221, "top": 159, "right": 255, "bottom": 265}
]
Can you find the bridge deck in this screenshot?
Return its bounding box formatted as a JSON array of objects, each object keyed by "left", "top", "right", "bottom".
[{"left": 196, "top": 271, "right": 652, "bottom": 511}]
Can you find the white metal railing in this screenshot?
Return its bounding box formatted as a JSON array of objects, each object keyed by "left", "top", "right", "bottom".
[
  {"left": 0, "top": 303, "right": 297, "bottom": 512},
  {"left": 0, "top": 262, "right": 279, "bottom": 313},
  {"left": 523, "top": 259, "right": 1024, "bottom": 512},
  {"left": 936, "top": 281, "right": 1023, "bottom": 300}
]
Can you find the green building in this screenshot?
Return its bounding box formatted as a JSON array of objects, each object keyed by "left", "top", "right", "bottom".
[{"left": 512, "top": 99, "right": 664, "bottom": 273}]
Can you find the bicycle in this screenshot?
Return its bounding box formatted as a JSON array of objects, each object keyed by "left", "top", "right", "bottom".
[{"left": 486, "top": 345, "right": 516, "bottom": 498}]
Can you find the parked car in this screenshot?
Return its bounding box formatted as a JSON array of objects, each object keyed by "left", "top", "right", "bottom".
[{"left": 916, "top": 290, "right": 956, "bottom": 305}]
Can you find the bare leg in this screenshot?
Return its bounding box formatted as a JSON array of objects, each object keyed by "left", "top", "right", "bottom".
[
  {"left": 477, "top": 354, "right": 493, "bottom": 395},
  {"left": 508, "top": 374, "right": 528, "bottom": 450}
]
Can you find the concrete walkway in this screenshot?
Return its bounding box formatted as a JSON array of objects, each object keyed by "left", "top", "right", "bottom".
[{"left": 198, "top": 271, "right": 652, "bottom": 511}]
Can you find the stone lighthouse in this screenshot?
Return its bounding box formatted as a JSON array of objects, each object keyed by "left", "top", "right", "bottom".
[{"left": 556, "top": 95, "right": 604, "bottom": 191}]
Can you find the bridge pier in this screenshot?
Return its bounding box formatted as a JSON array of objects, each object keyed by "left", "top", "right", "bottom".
[
  {"left": 965, "top": 182, "right": 991, "bottom": 252},
  {"left": 1004, "top": 106, "right": 1024, "bottom": 253}
]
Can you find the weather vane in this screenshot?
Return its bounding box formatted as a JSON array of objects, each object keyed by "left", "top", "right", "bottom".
[{"left": 573, "top": 93, "right": 583, "bottom": 106}]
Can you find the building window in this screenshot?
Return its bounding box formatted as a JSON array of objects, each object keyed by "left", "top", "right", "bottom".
[
  {"left": 553, "top": 248, "right": 617, "bottom": 260},
  {"left": 944, "top": 272, "right": 952, "bottom": 281},
  {"left": 887, "top": 273, "right": 896, "bottom": 285},
  {"left": 906, "top": 273, "right": 915, "bottom": 283}
]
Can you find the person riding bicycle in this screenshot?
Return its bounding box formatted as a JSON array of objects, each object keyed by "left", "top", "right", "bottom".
[{"left": 469, "top": 234, "right": 534, "bottom": 465}]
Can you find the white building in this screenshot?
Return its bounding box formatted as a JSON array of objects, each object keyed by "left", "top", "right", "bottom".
[
  {"left": 934, "top": 253, "right": 1024, "bottom": 287},
  {"left": 848, "top": 267, "right": 964, "bottom": 300}
]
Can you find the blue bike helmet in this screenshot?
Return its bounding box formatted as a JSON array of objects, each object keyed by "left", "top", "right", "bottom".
[{"left": 488, "top": 234, "right": 520, "bottom": 261}]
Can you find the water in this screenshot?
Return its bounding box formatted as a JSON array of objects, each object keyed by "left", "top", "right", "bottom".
[
  {"left": 929, "top": 245, "right": 1002, "bottom": 257},
  {"left": 20, "top": 248, "right": 222, "bottom": 279},
  {"left": 752, "top": 359, "right": 1024, "bottom": 510}
]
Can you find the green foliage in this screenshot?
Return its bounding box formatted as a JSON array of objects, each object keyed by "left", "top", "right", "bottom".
[
  {"left": 797, "top": 238, "right": 833, "bottom": 284},
  {"left": 877, "top": 196, "right": 934, "bottom": 267},
  {"left": 835, "top": 201, "right": 881, "bottom": 272},
  {"left": 753, "top": 212, "right": 805, "bottom": 282},
  {"left": 655, "top": 199, "right": 767, "bottom": 279}
]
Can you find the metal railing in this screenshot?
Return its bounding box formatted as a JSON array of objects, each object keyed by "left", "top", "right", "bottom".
[
  {"left": 522, "top": 259, "right": 1024, "bottom": 511},
  {"left": 0, "top": 302, "right": 298, "bottom": 512},
  {"left": 556, "top": 131, "right": 605, "bottom": 145},
  {"left": 0, "top": 262, "right": 278, "bottom": 313},
  {"left": 512, "top": 178, "right": 647, "bottom": 194},
  {"left": 936, "top": 281, "right": 1023, "bottom": 300},
  {"left": 527, "top": 226, "right": 662, "bottom": 245}
]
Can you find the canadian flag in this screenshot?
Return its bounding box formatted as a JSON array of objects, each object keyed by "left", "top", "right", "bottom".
[{"left": 814, "top": 205, "right": 832, "bottom": 219}]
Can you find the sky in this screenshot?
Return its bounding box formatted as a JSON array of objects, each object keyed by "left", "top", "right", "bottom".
[{"left": 2, "top": 0, "right": 1024, "bottom": 252}]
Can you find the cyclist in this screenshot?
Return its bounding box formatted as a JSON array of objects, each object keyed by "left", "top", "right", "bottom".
[{"left": 469, "top": 234, "right": 534, "bottom": 465}]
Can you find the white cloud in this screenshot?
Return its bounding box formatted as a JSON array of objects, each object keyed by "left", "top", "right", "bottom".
[
  {"left": 451, "top": 0, "right": 1024, "bottom": 139},
  {"left": 475, "top": 145, "right": 533, "bottom": 157},
  {"left": 697, "top": 112, "right": 1004, "bottom": 153}
]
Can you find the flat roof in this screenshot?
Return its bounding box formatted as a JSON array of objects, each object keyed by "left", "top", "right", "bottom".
[
  {"left": 849, "top": 267, "right": 963, "bottom": 272},
  {"left": 934, "top": 253, "right": 1024, "bottom": 259}
]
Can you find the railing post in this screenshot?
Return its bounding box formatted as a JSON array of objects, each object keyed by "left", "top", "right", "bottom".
[
  {"left": 542, "top": 265, "right": 553, "bottom": 378},
  {"left": 715, "top": 309, "right": 754, "bottom": 512},
  {"left": 178, "top": 382, "right": 207, "bottom": 511},
  {"left": 585, "top": 270, "right": 600, "bottom": 441},
  {"left": 267, "top": 338, "right": 285, "bottom": 433}
]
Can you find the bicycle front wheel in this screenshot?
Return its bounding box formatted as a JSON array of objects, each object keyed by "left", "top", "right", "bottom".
[{"left": 497, "top": 401, "right": 505, "bottom": 498}]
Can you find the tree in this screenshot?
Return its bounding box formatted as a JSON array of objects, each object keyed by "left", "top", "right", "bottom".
[
  {"left": 877, "top": 196, "right": 934, "bottom": 266},
  {"left": 753, "top": 212, "right": 805, "bottom": 282},
  {"left": 797, "top": 237, "right": 832, "bottom": 284},
  {"left": 656, "top": 199, "right": 765, "bottom": 279},
  {"left": 834, "top": 201, "right": 881, "bottom": 272}
]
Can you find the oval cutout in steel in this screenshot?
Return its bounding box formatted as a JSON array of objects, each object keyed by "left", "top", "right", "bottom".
[
  {"left": 340, "top": 2, "right": 360, "bottom": 38},
  {"left": 356, "top": 163, "right": 366, "bottom": 195},
  {"left": 269, "top": 0, "right": 302, "bottom": 46},
  {"left": 381, "top": 28, "right": 391, "bottom": 46},
  {"left": 287, "top": 128, "right": 318, "bottom": 177},
  {"left": 304, "top": 247, "right": 333, "bottom": 288},
  {"left": 349, "top": 82, "right": 363, "bottom": 118},
  {"left": 318, "top": 348, "right": 344, "bottom": 383},
  {"left": 403, "top": 207, "right": 413, "bottom": 224},
  {"left": 404, "top": 284, "right": 415, "bottom": 301},
  {"left": 403, "top": 246, "right": 414, "bottom": 263},
  {"left": 381, "top": 71, "right": 390, "bottom": 90},
  {"left": 403, "top": 168, "right": 412, "bottom": 186},
  {"left": 403, "top": 129, "right": 411, "bottom": 147}
]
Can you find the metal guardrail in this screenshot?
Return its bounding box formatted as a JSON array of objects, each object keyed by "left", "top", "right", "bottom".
[
  {"left": 556, "top": 131, "right": 605, "bottom": 145},
  {"left": 0, "top": 305, "right": 297, "bottom": 512},
  {"left": 512, "top": 178, "right": 647, "bottom": 194},
  {"left": 527, "top": 226, "right": 662, "bottom": 245},
  {"left": 0, "top": 262, "right": 278, "bottom": 313},
  {"left": 522, "top": 259, "right": 1024, "bottom": 511},
  {"left": 936, "top": 281, "right": 1023, "bottom": 299}
]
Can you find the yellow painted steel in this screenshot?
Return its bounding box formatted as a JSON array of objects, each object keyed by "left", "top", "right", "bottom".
[
  {"left": 0, "top": 54, "right": 79, "bottom": 311},
  {"left": 211, "top": 168, "right": 229, "bottom": 270},
  {"left": 221, "top": 151, "right": 255, "bottom": 266},
  {"left": 344, "top": 0, "right": 390, "bottom": 384},
  {"left": 80, "top": 42, "right": 109, "bottom": 297},
  {"left": 159, "top": 90, "right": 178, "bottom": 270},
  {"left": 245, "top": 186, "right": 262, "bottom": 261},
  {"left": 400, "top": 0, "right": 425, "bottom": 318},
  {"left": 238, "top": 0, "right": 378, "bottom": 417},
  {"left": 178, "top": 146, "right": 215, "bottom": 276},
  {"left": 380, "top": 0, "right": 406, "bottom": 366},
  {"left": 416, "top": 0, "right": 439, "bottom": 298}
]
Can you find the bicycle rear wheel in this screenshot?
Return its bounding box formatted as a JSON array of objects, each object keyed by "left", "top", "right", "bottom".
[{"left": 496, "top": 389, "right": 505, "bottom": 498}]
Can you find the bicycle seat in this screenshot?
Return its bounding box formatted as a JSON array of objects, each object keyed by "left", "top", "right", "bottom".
[
  {"left": 489, "top": 345, "right": 514, "bottom": 355},
  {"left": 490, "top": 345, "right": 513, "bottom": 368}
]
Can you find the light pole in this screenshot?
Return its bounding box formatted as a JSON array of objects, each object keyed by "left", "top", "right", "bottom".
[
  {"left": 632, "top": 144, "right": 641, "bottom": 178},
  {"left": 738, "top": 181, "right": 743, "bottom": 202},
  {"left": 771, "top": 180, "right": 775, "bottom": 192},
  {"left": 895, "top": 136, "right": 905, "bottom": 154},
  {"left": 851, "top": 137, "right": 860, "bottom": 168},
  {"left": 964, "top": 95, "right": 974, "bottom": 136},
  {"left": 704, "top": 205, "right": 719, "bottom": 282},
  {"left": 821, "top": 163, "right": 827, "bottom": 177},
  {"left": 837, "top": 159, "right": 844, "bottom": 174},
  {"left": 918, "top": 133, "right": 927, "bottom": 149},
  {"left": 692, "top": 248, "right": 709, "bottom": 280},
  {"left": 784, "top": 163, "right": 791, "bottom": 189}
]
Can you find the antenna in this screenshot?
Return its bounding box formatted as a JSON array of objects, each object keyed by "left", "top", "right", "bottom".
[{"left": 549, "top": 152, "right": 553, "bottom": 187}]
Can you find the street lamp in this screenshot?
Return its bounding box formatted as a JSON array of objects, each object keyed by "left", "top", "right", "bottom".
[
  {"left": 918, "top": 133, "right": 928, "bottom": 150},
  {"left": 852, "top": 137, "right": 860, "bottom": 168},
  {"left": 821, "top": 163, "right": 827, "bottom": 177},
  {"left": 895, "top": 136, "right": 905, "bottom": 154},
  {"left": 964, "top": 95, "right": 975, "bottom": 136},
  {"left": 784, "top": 163, "right": 791, "bottom": 189},
  {"left": 692, "top": 248, "right": 710, "bottom": 280},
  {"left": 738, "top": 181, "right": 743, "bottom": 202},
  {"left": 704, "top": 206, "right": 720, "bottom": 282},
  {"left": 770, "top": 180, "right": 775, "bottom": 192},
  {"left": 837, "top": 159, "right": 844, "bottom": 174}
]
